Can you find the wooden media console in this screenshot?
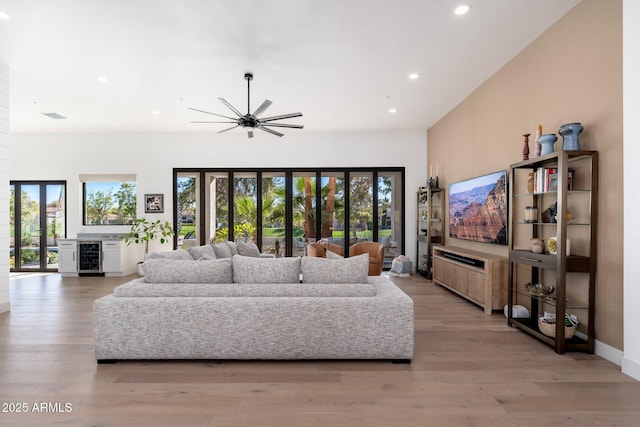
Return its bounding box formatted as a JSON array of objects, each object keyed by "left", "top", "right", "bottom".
[{"left": 432, "top": 246, "right": 508, "bottom": 315}]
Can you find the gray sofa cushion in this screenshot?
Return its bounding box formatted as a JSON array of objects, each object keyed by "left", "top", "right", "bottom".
[
  {"left": 237, "top": 239, "right": 261, "bottom": 257},
  {"left": 114, "top": 278, "right": 376, "bottom": 297},
  {"left": 187, "top": 244, "right": 216, "bottom": 260},
  {"left": 145, "top": 249, "right": 193, "bottom": 261},
  {"left": 142, "top": 258, "right": 232, "bottom": 283},
  {"left": 301, "top": 253, "right": 369, "bottom": 284},
  {"left": 232, "top": 255, "right": 301, "bottom": 284}
]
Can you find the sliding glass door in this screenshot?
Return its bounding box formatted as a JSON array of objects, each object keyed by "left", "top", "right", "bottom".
[
  {"left": 173, "top": 168, "right": 404, "bottom": 262},
  {"left": 10, "top": 181, "right": 66, "bottom": 272}
]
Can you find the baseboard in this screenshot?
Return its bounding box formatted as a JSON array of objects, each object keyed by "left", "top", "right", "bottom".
[
  {"left": 622, "top": 356, "right": 640, "bottom": 381},
  {"left": 594, "top": 338, "right": 623, "bottom": 366},
  {"left": 0, "top": 301, "right": 10, "bottom": 313}
]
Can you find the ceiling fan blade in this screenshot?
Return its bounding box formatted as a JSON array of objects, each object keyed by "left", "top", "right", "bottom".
[
  {"left": 188, "top": 107, "right": 237, "bottom": 121},
  {"left": 257, "top": 125, "right": 284, "bottom": 137},
  {"left": 248, "top": 130, "right": 254, "bottom": 138},
  {"left": 218, "top": 98, "right": 243, "bottom": 117},
  {"left": 260, "top": 112, "right": 303, "bottom": 123},
  {"left": 190, "top": 121, "right": 237, "bottom": 124},
  {"left": 260, "top": 123, "right": 303, "bottom": 129},
  {"left": 217, "top": 124, "right": 240, "bottom": 134},
  {"left": 253, "top": 99, "right": 272, "bottom": 117}
]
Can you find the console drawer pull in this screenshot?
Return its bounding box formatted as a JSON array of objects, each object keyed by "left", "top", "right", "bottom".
[{"left": 521, "top": 257, "right": 541, "bottom": 262}]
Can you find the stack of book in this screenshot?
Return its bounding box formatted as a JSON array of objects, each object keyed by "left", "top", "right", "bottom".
[{"left": 532, "top": 167, "right": 573, "bottom": 193}]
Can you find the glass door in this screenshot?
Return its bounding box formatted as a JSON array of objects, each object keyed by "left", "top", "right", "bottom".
[{"left": 10, "top": 181, "right": 66, "bottom": 272}]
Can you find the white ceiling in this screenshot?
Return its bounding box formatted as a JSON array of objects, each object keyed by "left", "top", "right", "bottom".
[{"left": 0, "top": 0, "right": 580, "bottom": 135}]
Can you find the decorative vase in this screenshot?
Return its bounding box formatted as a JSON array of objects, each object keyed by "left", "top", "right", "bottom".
[
  {"left": 559, "top": 122, "right": 583, "bottom": 151},
  {"left": 527, "top": 173, "right": 535, "bottom": 193},
  {"left": 522, "top": 133, "right": 530, "bottom": 160},
  {"left": 530, "top": 238, "right": 544, "bottom": 254},
  {"left": 538, "top": 134, "right": 557, "bottom": 156}
]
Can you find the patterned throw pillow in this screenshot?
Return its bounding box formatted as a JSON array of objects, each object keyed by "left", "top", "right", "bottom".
[
  {"left": 237, "top": 240, "right": 261, "bottom": 257},
  {"left": 301, "top": 253, "right": 369, "bottom": 284}
]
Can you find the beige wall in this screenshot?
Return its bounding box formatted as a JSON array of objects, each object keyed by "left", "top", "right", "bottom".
[{"left": 428, "top": 0, "right": 623, "bottom": 349}]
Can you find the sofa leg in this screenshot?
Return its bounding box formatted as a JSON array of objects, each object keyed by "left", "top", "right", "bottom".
[
  {"left": 97, "top": 359, "right": 118, "bottom": 364},
  {"left": 392, "top": 359, "right": 411, "bottom": 364}
]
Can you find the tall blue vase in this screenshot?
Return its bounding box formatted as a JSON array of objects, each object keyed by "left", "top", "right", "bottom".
[
  {"left": 559, "top": 122, "right": 583, "bottom": 151},
  {"left": 538, "top": 134, "right": 557, "bottom": 156}
]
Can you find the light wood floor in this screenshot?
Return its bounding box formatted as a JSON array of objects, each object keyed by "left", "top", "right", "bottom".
[{"left": 1, "top": 273, "right": 639, "bottom": 427}]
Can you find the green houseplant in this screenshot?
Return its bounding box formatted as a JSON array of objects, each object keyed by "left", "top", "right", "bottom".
[{"left": 125, "top": 218, "right": 175, "bottom": 255}]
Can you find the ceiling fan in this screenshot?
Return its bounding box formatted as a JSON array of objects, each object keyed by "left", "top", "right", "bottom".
[{"left": 189, "top": 73, "right": 303, "bottom": 138}]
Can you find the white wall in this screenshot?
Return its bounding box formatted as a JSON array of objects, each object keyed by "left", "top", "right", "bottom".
[
  {"left": 0, "top": 63, "right": 9, "bottom": 312},
  {"left": 623, "top": 0, "right": 640, "bottom": 381},
  {"left": 9, "top": 130, "right": 427, "bottom": 260}
]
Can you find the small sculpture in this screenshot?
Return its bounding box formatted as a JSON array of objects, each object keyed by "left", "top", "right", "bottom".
[{"left": 522, "top": 133, "right": 531, "bottom": 160}]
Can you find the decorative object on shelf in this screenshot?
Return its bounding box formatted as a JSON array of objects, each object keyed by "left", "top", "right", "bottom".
[
  {"left": 144, "top": 193, "right": 164, "bottom": 213},
  {"left": 555, "top": 211, "right": 575, "bottom": 224},
  {"left": 538, "top": 313, "right": 578, "bottom": 339},
  {"left": 527, "top": 172, "right": 535, "bottom": 193},
  {"left": 538, "top": 133, "right": 558, "bottom": 155},
  {"left": 546, "top": 235, "right": 571, "bottom": 256},
  {"left": 524, "top": 206, "right": 538, "bottom": 223},
  {"left": 522, "top": 133, "right": 531, "bottom": 160},
  {"left": 525, "top": 282, "right": 555, "bottom": 296},
  {"left": 541, "top": 202, "right": 557, "bottom": 223},
  {"left": 504, "top": 304, "right": 530, "bottom": 319},
  {"left": 529, "top": 237, "right": 544, "bottom": 253},
  {"left": 559, "top": 122, "right": 583, "bottom": 151},
  {"left": 533, "top": 125, "right": 542, "bottom": 157}
]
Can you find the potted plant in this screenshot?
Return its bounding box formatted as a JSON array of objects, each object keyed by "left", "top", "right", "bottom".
[{"left": 125, "top": 218, "right": 175, "bottom": 275}]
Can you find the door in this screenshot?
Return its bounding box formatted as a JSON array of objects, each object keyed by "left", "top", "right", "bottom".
[{"left": 10, "top": 181, "right": 67, "bottom": 272}]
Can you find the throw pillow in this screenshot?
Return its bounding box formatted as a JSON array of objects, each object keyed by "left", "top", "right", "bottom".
[
  {"left": 197, "top": 252, "right": 216, "bottom": 261},
  {"left": 213, "top": 241, "right": 233, "bottom": 259},
  {"left": 301, "top": 253, "right": 369, "bottom": 284},
  {"left": 144, "top": 249, "right": 193, "bottom": 261},
  {"left": 187, "top": 244, "right": 216, "bottom": 260},
  {"left": 226, "top": 240, "right": 239, "bottom": 256},
  {"left": 232, "top": 254, "right": 301, "bottom": 284},
  {"left": 237, "top": 239, "right": 261, "bottom": 257},
  {"left": 142, "top": 258, "right": 232, "bottom": 283}
]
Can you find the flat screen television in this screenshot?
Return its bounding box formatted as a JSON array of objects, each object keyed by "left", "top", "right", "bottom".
[{"left": 448, "top": 170, "right": 508, "bottom": 245}]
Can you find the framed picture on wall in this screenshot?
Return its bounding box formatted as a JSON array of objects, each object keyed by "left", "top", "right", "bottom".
[{"left": 144, "top": 194, "right": 164, "bottom": 213}]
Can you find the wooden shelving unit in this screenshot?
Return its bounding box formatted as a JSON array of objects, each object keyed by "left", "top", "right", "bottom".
[
  {"left": 507, "top": 151, "right": 598, "bottom": 353},
  {"left": 416, "top": 187, "right": 443, "bottom": 279}
]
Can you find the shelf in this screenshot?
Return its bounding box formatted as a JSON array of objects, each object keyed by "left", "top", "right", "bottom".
[
  {"left": 514, "top": 290, "right": 589, "bottom": 310},
  {"left": 509, "top": 317, "right": 590, "bottom": 350},
  {"left": 510, "top": 250, "right": 591, "bottom": 272},
  {"left": 508, "top": 151, "right": 597, "bottom": 354}
]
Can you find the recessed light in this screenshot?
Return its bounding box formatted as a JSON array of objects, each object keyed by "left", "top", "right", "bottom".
[
  {"left": 454, "top": 4, "right": 470, "bottom": 15},
  {"left": 0, "top": 11, "right": 10, "bottom": 20},
  {"left": 96, "top": 76, "right": 109, "bottom": 83},
  {"left": 389, "top": 108, "right": 397, "bottom": 114},
  {"left": 152, "top": 110, "right": 160, "bottom": 115},
  {"left": 409, "top": 73, "right": 420, "bottom": 80}
]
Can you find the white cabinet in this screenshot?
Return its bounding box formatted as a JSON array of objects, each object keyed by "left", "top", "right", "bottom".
[
  {"left": 102, "top": 240, "right": 138, "bottom": 276},
  {"left": 58, "top": 239, "right": 78, "bottom": 276}
]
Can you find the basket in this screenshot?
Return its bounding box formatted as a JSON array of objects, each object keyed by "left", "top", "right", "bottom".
[{"left": 538, "top": 318, "right": 576, "bottom": 339}]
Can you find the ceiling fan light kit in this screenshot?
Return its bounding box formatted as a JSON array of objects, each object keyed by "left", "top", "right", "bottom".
[{"left": 189, "top": 73, "right": 303, "bottom": 138}]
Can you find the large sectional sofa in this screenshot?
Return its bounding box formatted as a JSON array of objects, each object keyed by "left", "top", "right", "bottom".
[{"left": 93, "top": 245, "right": 414, "bottom": 363}]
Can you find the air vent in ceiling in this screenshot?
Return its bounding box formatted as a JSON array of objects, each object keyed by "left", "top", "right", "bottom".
[{"left": 41, "top": 112, "right": 67, "bottom": 119}]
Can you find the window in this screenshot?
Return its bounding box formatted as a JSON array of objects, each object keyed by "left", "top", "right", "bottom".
[
  {"left": 173, "top": 168, "right": 405, "bottom": 262},
  {"left": 81, "top": 174, "right": 136, "bottom": 225}
]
